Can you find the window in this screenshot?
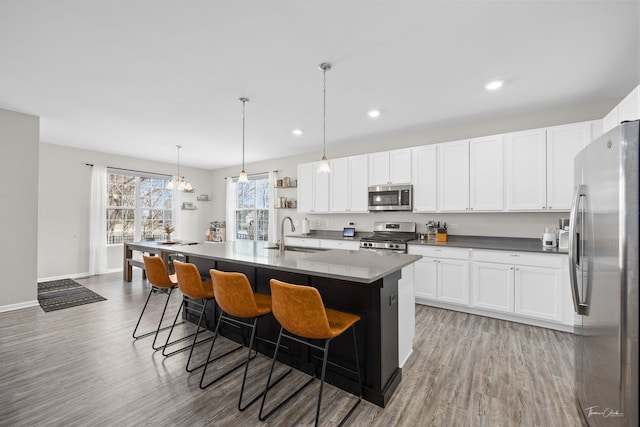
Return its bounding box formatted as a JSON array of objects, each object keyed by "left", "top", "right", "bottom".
[
  {"left": 107, "top": 171, "right": 173, "bottom": 244},
  {"left": 235, "top": 174, "right": 269, "bottom": 241}
]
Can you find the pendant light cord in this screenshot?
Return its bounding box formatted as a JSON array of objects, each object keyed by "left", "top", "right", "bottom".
[
  {"left": 322, "top": 66, "right": 327, "bottom": 158},
  {"left": 240, "top": 97, "right": 249, "bottom": 172}
]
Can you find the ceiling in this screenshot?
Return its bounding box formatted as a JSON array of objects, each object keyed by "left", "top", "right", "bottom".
[{"left": 0, "top": 1, "right": 638, "bottom": 170}]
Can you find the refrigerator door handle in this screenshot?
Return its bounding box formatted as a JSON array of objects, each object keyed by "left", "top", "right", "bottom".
[{"left": 569, "top": 184, "right": 587, "bottom": 315}]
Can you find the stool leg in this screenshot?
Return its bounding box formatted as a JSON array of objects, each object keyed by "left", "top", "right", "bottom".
[
  {"left": 132, "top": 287, "right": 154, "bottom": 339},
  {"left": 259, "top": 328, "right": 312, "bottom": 422},
  {"left": 156, "top": 298, "right": 184, "bottom": 351},
  {"left": 198, "top": 311, "right": 247, "bottom": 387},
  {"left": 185, "top": 299, "right": 212, "bottom": 372},
  {"left": 315, "top": 339, "right": 331, "bottom": 427}
]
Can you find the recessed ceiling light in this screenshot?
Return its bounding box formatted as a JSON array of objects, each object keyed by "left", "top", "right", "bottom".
[
  {"left": 484, "top": 80, "right": 503, "bottom": 91},
  {"left": 292, "top": 129, "right": 303, "bottom": 136},
  {"left": 368, "top": 110, "right": 381, "bottom": 118}
]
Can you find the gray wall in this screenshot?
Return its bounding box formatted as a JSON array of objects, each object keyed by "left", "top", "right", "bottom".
[
  {"left": 37, "top": 143, "right": 214, "bottom": 280},
  {"left": 0, "top": 108, "right": 39, "bottom": 308}
]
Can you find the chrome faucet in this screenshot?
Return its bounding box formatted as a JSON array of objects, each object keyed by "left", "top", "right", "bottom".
[{"left": 279, "top": 216, "right": 296, "bottom": 252}]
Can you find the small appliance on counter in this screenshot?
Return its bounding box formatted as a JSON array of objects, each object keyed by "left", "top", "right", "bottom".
[
  {"left": 541, "top": 227, "right": 557, "bottom": 248},
  {"left": 557, "top": 218, "right": 569, "bottom": 250}
]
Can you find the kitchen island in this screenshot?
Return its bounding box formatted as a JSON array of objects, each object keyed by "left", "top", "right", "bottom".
[{"left": 123, "top": 240, "right": 420, "bottom": 407}]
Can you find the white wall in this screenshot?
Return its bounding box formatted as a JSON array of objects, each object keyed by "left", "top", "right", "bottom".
[
  {"left": 0, "top": 108, "right": 39, "bottom": 309},
  {"left": 210, "top": 100, "right": 614, "bottom": 240},
  {"left": 37, "top": 143, "right": 214, "bottom": 280}
]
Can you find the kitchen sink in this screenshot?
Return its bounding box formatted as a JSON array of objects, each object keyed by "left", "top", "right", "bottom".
[{"left": 264, "top": 245, "right": 324, "bottom": 253}]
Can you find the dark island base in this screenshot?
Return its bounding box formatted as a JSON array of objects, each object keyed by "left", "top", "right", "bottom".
[{"left": 183, "top": 255, "right": 401, "bottom": 407}]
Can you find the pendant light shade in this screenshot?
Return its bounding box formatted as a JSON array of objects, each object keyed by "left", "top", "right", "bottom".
[
  {"left": 237, "top": 97, "right": 250, "bottom": 183},
  {"left": 317, "top": 62, "right": 332, "bottom": 174},
  {"left": 166, "top": 145, "right": 192, "bottom": 191}
]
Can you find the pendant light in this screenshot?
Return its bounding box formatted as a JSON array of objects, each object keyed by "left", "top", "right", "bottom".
[
  {"left": 317, "top": 62, "right": 332, "bottom": 174},
  {"left": 237, "top": 97, "right": 249, "bottom": 183},
  {"left": 166, "top": 145, "right": 192, "bottom": 191}
]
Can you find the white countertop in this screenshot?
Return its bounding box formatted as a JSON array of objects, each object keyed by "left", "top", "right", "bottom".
[{"left": 131, "top": 240, "right": 420, "bottom": 284}]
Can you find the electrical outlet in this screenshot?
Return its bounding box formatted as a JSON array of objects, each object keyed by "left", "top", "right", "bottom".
[{"left": 448, "top": 223, "right": 459, "bottom": 229}]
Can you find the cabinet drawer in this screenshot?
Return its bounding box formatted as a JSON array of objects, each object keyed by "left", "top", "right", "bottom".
[
  {"left": 320, "top": 240, "right": 360, "bottom": 250},
  {"left": 286, "top": 237, "right": 322, "bottom": 248},
  {"left": 472, "top": 250, "right": 564, "bottom": 269},
  {"left": 408, "top": 246, "right": 470, "bottom": 260}
]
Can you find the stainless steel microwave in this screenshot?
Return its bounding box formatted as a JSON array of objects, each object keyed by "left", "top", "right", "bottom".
[{"left": 368, "top": 184, "right": 412, "bottom": 211}]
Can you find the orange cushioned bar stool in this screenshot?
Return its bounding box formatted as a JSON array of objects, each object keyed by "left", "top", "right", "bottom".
[
  {"left": 132, "top": 255, "right": 180, "bottom": 350},
  {"left": 259, "top": 279, "right": 363, "bottom": 427},
  {"left": 200, "top": 269, "right": 288, "bottom": 411},
  {"left": 163, "top": 260, "right": 219, "bottom": 370}
]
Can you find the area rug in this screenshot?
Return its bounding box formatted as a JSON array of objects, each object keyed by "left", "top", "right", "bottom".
[{"left": 37, "top": 279, "right": 106, "bottom": 312}]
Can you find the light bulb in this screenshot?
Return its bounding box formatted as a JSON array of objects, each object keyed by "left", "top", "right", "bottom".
[
  {"left": 317, "top": 157, "right": 331, "bottom": 174},
  {"left": 238, "top": 170, "right": 248, "bottom": 183}
]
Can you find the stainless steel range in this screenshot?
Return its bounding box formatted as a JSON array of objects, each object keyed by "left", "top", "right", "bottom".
[{"left": 359, "top": 222, "right": 417, "bottom": 253}]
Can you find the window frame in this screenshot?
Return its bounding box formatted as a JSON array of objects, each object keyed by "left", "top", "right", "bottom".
[
  {"left": 234, "top": 173, "right": 270, "bottom": 242},
  {"left": 106, "top": 169, "right": 173, "bottom": 246}
]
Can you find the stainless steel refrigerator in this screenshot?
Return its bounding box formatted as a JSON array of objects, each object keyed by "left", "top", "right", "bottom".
[{"left": 569, "top": 120, "right": 638, "bottom": 427}]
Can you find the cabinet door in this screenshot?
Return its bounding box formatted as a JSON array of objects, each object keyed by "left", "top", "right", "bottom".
[
  {"left": 437, "top": 259, "right": 469, "bottom": 305},
  {"left": 504, "top": 129, "right": 547, "bottom": 210},
  {"left": 471, "top": 261, "right": 514, "bottom": 313},
  {"left": 313, "top": 162, "right": 330, "bottom": 213},
  {"left": 368, "top": 152, "right": 390, "bottom": 185},
  {"left": 617, "top": 85, "right": 639, "bottom": 123},
  {"left": 602, "top": 107, "right": 618, "bottom": 133},
  {"left": 411, "top": 145, "right": 437, "bottom": 212},
  {"left": 414, "top": 257, "right": 437, "bottom": 300},
  {"left": 389, "top": 148, "right": 412, "bottom": 184},
  {"left": 469, "top": 135, "right": 503, "bottom": 211},
  {"left": 297, "top": 163, "right": 314, "bottom": 213},
  {"left": 546, "top": 122, "right": 591, "bottom": 210},
  {"left": 514, "top": 265, "right": 563, "bottom": 321},
  {"left": 437, "top": 140, "right": 469, "bottom": 211},
  {"left": 348, "top": 155, "right": 369, "bottom": 212},
  {"left": 329, "top": 157, "right": 349, "bottom": 213}
]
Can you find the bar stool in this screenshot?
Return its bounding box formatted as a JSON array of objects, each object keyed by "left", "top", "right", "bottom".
[
  {"left": 259, "top": 279, "right": 363, "bottom": 427},
  {"left": 132, "top": 255, "right": 179, "bottom": 350},
  {"left": 162, "top": 260, "right": 217, "bottom": 368},
  {"left": 200, "top": 269, "right": 283, "bottom": 411}
]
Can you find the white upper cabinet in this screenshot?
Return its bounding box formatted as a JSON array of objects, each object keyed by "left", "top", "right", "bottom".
[
  {"left": 348, "top": 155, "right": 369, "bottom": 212},
  {"left": 437, "top": 140, "right": 469, "bottom": 211},
  {"left": 546, "top": 122, "right": 592, "bottom": 210},
  {"left": 297, "top": 162, "right": 329, "bottom": 213},
  {"left": 504, "top": 128, "right": 547, "bottom": 211},
  {"left": 469, "top": 135, "right": 503, "bottom": 211},
  {"left": 411, "top": 145, "right": 437, "bottom": 212},
  {"left": 602, "top": 107, "right": 619, "bottom": 133},
  {"left": 602, "top": 84, "right": 639, "bottom": 133},
  {"left": 329, "top": 155, "right": 368, "bottom": 213},
  {"left": 617, "top": 85, "right": 639, "bottom": 123},
  {"left": 368, "top": 148, "right": 412, "bottom": 185}
]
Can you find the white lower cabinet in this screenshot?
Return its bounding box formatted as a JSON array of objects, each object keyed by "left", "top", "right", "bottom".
[
  {"left": 514, "top": 265, "right": 563, "bottom": 322},
  {"left": 409, "top": 246, "right": 470, "bottom": 306},
  {"left": 472, "top": 261, "right": 514, "bottom": 313},
  {"left": 471, "top": 250, "right": 565, "bottom": 323},
  {"left": 413, "top": 245, "right": 571, "bottom": 331}
]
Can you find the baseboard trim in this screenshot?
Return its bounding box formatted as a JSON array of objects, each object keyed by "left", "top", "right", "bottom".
[
  {"left": 0, "top": 300, "right": 39, "bottom": 313},
  {"left": 37, "top": 268, "right": 123, "bottom": 284}
]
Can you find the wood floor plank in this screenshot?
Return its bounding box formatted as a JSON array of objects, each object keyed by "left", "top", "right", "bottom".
[{"left": 0, "top": 271, "right": 585, "bottom": 426}]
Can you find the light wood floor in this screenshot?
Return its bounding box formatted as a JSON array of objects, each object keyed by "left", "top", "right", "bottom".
[{"left": 0, "top": 271, "right": 585, "bottom": 426}]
